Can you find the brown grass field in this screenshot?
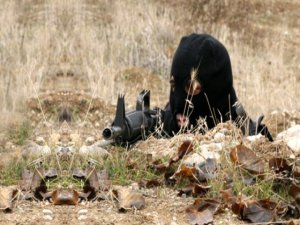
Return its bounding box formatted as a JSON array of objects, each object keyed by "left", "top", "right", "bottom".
[{"left": 0, "top": 0, "right": 299, "bottom": 224}]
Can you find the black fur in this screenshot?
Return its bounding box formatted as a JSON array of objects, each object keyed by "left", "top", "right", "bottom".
[{"left": 163, "top": 33, "right": 273, "bottom": 141}]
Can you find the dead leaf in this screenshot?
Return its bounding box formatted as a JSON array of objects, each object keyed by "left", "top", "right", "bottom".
[
  {"left": 232, "top": 197, "right": 276, "bottom": 223},
  {"left": 20, "top": 168, "right": 46, "bottom": 199},
  {"left": 230, "top": 144, "right": 264, "bottom": 175},
  {"left": 220, "top": 189, "right": 236, "bottom": 206},
  {"left": 84, "top": 167, "right": 111, "bottom": 199},
  {"left": 289, "top": 183, "right": 300, "bottom": 205},
  {"left": 175, "top": 165, "right": 197, "bottom": 181},
  {"left": 178, "top": 183, "right": 210, "bottom": 197},
  {"left": 186, "top": 207, "right": 213, "bottom": 225},
  {"left": 138, "top": 179, "right": 161, "bottom": 188},
  {"left": 0, "top": 186, "right": 18, "bottom": 212},
  {"left": 52, "top": 189, "right": 79, "bottom": 205},
  {"left": 242, "top": 200, "right": 274, "bottom": 222},
  {"left": 169, "top": 140, "right": 194, "bottom": 165},
  {"left": 149, "top": 140, "right": 193, "bottom": 174},
  {"left": 186, "top": 198, "right": 223, "bottom": 225},
  {"left": 113, "top": 187, "right": 145, "bottom": 212}
]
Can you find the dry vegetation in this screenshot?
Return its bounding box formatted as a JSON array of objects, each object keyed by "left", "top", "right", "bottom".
[
  {"left": 0, "top": 0, "right": 299, "bottom": 121},
  {"left": 0, "top": 0, "right": 299, "bottom": 224}
]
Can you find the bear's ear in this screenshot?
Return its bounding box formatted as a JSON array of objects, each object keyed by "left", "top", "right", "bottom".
[{"left": 184, "top": 79, "right": 202, "bottom": 96}]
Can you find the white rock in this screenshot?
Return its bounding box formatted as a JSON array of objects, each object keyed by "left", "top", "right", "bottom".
[
  {"left": 43, "top": 215, "right": 53, "bottom": 221},
  {"left": 78, "top": 215, "right": 87, "bottom": 221},
  {"left": 78, "top": 209, "right": 88, "bottom": 215},
  {"left": 213, "top": 132, "right": 225, "bottom": 142},
  {"left": 43, "top": 209, "right": 53, "bottom": 215},
  {"left": 200, "top": 142, "right": 223, "bottom": 152},
  {"left": 277, "top": 125, "right": 300, "bottom": 152},
  {"left": 246, "top": 134, "right": 263, "bottom": 142},
  {"left": 183, "top": 153, "right": 205, "bottom": 167}
]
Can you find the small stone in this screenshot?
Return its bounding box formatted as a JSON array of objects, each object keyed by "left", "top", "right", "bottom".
[
  {"left": 290, "top": 154, "right": 296, "bottom": 159},
  {"left": 213, "top": 132, "right": 225, "bottom": 142},
  {"left": 43, "top": 209, "right": 53, "bottom": 216},
  {"left": 78, "top": 209, "right": 88, "bottom": 216},
  {"left": 43, "top": 215, "right": 53, "bottom": 221},
  {"left": 78, "top": 215, "right": 87, "bottom": 221},
  {"left": 277, "top": 125, "right": 300, "bottom": 152},
  {"left": 246, "top": 134, "right": 263, "bottom": 142}
]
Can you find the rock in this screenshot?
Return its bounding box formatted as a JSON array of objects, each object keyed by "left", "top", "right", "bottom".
[
  {"left": 183, "top": 142, "right": 221, "bottom": 169},
  {"left": 43, "top": 209, "right": 53, "bottom": 216},
  {"left": 276, "top": 125, "right": 300, "bottom": 152},
  {"left": 213, "top": 132, "right": 226, "bottom": 142},
  {"left": 246, "top": 134, "right": 263, "bottom": 142},
  {"left": 78, "top": 209, "right": 88, "bottom": 216},
  {"left": 183, "top": 153, "right": 205, "bottom": 167},
  {"left": 78, "top": 215, "right": 87, "bottom": 221},
  {"left": 43, "top": 215, "right": 53, "bottom": 221}
]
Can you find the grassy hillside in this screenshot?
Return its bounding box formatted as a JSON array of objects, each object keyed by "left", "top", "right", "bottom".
[{"left": 0, "top": 0, "right": 299, "bottom": 126}]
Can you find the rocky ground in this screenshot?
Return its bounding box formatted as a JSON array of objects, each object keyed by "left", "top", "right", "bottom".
[
  {"left": 0, "top": 77, "right": 300, "bottom": 225},
  {"left": 0, "top": 0, "right": 299, "bottom": 224}
]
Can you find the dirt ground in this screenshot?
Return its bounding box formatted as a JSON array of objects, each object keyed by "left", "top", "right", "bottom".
[
  {"left": 0, "top": 0, "right": 299, "bottom": 224},
  {"left": 0, "top": 188, "right": 245, "bottom": 225}
]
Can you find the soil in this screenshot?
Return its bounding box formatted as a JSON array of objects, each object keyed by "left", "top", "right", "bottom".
[{"left": 0, "top": 0, "right": 299, "bottom": 224}]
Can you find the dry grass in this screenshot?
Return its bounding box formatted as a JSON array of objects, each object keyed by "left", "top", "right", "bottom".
[{"left": 0, "top": 0, "right": 298, "bottom": 127}]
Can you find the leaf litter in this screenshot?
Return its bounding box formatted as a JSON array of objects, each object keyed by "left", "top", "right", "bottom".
[{"left": 2, "top": 121, "right": 300, "bottom": 225}]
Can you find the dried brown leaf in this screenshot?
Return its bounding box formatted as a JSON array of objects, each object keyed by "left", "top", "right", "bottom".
[
  {"left": 220, "top": 189, "right": 236, "bottom": 206},
  {"left": 170, "top": 140, "right": 193, "bottom": 165},
  {"left": 175, "top": 165, "right": 197, "bottom": 180},
  {"left": 178, "top": 183, "right": 210, "bottom": 197},
  {"left": 230, "top": 144, "right": 264, "bottom": 175},
  {"left": 186, "top": 207, "right": 213, "bottom": 225},
  {"left": 186, "top": 198, "right": 223, "bottom": 225},
  {"left": 20, "top": 168, "right": 46, "bottom": 199},
  {"left": 289, "top": 183, "right": 300, "bottom": 204},
  {"left": 242, "top": 200, "right": 274, "bottom": 223},
  {"left": 232, "top": 197, "right": 277, "bottom": 223},
  {"left": 138, "top": 179, "right": 161, "bottom": 188},
  {"left": 52, "top": 189, "right": 79, "bottom": 205}
]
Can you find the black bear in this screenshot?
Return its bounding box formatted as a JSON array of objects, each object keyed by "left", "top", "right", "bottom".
[{"left": 163, "top": 33, "right": 273, "bottom": 141}]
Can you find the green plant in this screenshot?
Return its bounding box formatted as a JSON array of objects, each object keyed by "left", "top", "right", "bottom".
[
  {"left": 8, "top": 121, "right": 32, "bottom": 145},
  {"left": 0, "top": 158, "right": 27, "bottom": 185},
  {"left": 103, "top": 147, "right": 159, "bottom": 185}
]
